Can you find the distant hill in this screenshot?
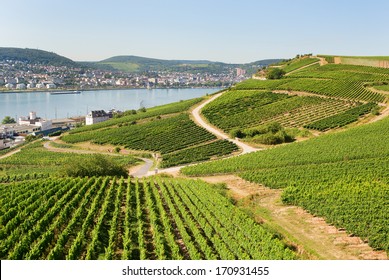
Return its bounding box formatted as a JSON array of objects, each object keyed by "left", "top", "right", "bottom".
[
  {"left": 0, "top": 47, "right": 283, "bottom": 73},
  {"left": 0, "top": 47, "right": 79, "bottom": 67},
  {"left": 84, "top": 55, "right": 282, "bottom": 74}
]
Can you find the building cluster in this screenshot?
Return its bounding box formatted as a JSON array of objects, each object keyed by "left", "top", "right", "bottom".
[
  {"left": 0, "top": 111, "right": 75, "bottom": 150},
  {"left": 0, "top": 59, "right": 250, "bottom": 91}
]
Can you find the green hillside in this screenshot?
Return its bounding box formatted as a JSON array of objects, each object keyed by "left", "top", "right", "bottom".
[
  {"left": 0, "top": 47, "right": 78, "bottom": 67},
  {"left": 180, "top": 59, "right": 389, "bottom": 254},
  {"left": 90, "top": 55, "right": 282, "bottom": 73}
]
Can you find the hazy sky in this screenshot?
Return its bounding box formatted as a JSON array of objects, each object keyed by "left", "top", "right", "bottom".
[{"left": 1, "top": 0, "right": 388, "bottom": 63}]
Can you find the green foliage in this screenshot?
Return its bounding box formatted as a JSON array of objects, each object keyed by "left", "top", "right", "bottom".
[
  {"left": 161, "top": 140, "right": 238, "bottom": 168},
  {"left": 304, "top": 103, "right": 378, "bottom": 131},
  {"left": 266, "top": 68, "right": 285, "bottom": 79},
  {"left": 0, "top": 142, "right": 138, "bottom": 176},
  {"left": 243, "top": 123, "right": 294, "bottom": 145},
  {"left": 182, "top": 116, "right": 389, "bottom": 253},
  {"left": 234, "top": 62, "right": 388, "bottom": 102},
  {"left": 282, "top": 57, "right": 319, "bottom": 73},
  {"left": 69, "top": 97, "right": 203, "bottom": 135},
  {"left": 0, "top": 47, "right": 78, "bottom": 67},
  {"left": 24, "top": 135, "right": 41, "bottom": 142},
  {"left": 62, "top": 154, "right": 128, "bottom": 178},
  {"left": 203, "top": 90, "right": 343, "bottom": 132},
  {"left": 62, "top": 114, "right": 216, "bottom": 154},
  {"left": 0, "top": 177, "right": 297, "bottom": 259},
  {"left": 233, "top": 122, "right": 294, "bottom": 145},
  {"left": 2, "top": 116, "right": 16, "bottom": 124},
  {"left": 61, "top": 97, "right": 239, "bottom": 167}
]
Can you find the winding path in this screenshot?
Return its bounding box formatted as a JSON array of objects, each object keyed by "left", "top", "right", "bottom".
[
  {"left": 191, "top": 93, "right": 260, "bottom": 154},
  {"left": 140, "top": 93, "right": 261, "bottom": 176}
]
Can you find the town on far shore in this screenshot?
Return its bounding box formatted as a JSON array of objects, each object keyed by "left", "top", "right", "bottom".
[
  {"left": 0, "top": 54, "right": 256, "bottom": 150},
  {"left": 0, "top": 59, "right": 250, "bottom": 92}
]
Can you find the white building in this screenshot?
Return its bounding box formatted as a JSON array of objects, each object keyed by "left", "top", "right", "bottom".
[
  {"left": 18, "top": 111, "right": 52, "bottom": 132},
  {"left": 5, "top": 83, "right": 15, "bottom": 89},
  {"left": 46, "top": 83, "right": 57, "bottom": 89},
  {"left": 85, "top": 110, "right": 110, "bottom": 125},
  {"left": 16, "top": 83, "right": 26, "bottom": 90},
  {"left": 0, "top": 130, "right": 13, "bottom": 150}
]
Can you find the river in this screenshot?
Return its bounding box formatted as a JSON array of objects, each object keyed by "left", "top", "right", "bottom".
[{"left": 0, "top": 87, "right": 222, "bottom": 120}]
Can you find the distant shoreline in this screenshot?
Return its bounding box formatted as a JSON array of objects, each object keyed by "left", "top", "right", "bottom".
[{"left": 0, "top": 85, "right": 228, "bottom": 94}]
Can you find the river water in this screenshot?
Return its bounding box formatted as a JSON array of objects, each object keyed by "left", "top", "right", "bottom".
[{"left": 0, "top": 87, "right": 221, "bottom": 120}]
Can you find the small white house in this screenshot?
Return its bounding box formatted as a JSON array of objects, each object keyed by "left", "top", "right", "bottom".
[
  {"left": 0, "top": 137, "right": 11, "bottom": 150},
  {"left": 16, "top": 83, "right": 26, "bottom": 90},
  {"left": 85, "top": 110, "right": 110, "bottom": 125},
  {"left": 46, "top": 83, "right": 57, "bottom": 89}
]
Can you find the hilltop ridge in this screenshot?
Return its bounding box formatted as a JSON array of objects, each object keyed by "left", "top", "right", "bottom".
[{"left": 0, "top": 47, "right": 78, "bottom": 67}]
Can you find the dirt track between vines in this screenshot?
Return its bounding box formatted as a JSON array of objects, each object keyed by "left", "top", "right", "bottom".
[{"left": 198, "top": 175, "right": 388, "bottom": 260}]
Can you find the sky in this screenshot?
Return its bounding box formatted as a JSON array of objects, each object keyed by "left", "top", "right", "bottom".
[{"left": 1, "top": 0, "right": 388, "bottom": 63}]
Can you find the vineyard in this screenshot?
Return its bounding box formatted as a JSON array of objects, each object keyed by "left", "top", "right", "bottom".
[
  {"left": 304, "top": 102, "right": 378, "bottom": 131},
  {"left": 61, "top": 103, "right": 238, "bottom": 167},
  {"left": 0, "top": 177, "right": 296, "bottom": 260},
  {"left": 161, "top": 139, "right": 238, "bottom": 168},
  {"left": 281, "top": 57, "right": 319, "bottom": 73},
  {"left": 68, "top": 97, "right": 204, "bottom": 135},
  {"left": 202, "top": 90, "right": 362, "bottom": 133},
  {"left": 182, "top": 115, "right": 389, "bottom": 253}
]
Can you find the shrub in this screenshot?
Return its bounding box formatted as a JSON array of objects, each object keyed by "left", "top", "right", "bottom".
[
  {"left": 229, "top": 128, "right": 245, "bottom": 138},
  {"left": 266, "top": 68, "right": 285, "bottom": 79},
  {"left": 62, "top": 154, "right": 128, "bottom": 178}
]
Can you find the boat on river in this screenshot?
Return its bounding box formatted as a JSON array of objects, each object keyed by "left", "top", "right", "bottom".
[{"left": 50, "top": 90, "right": 81, "bottom": 95}]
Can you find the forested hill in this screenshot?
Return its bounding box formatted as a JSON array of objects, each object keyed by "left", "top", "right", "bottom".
[
  {"left": 88, "top": 55, "right": 283, "bottom": 73},
  {"left": 0, "top": 47, "right": 78, "bottom": 67},
  {"left": 0, "top": 47, "right": 282, "bottom": 73}
]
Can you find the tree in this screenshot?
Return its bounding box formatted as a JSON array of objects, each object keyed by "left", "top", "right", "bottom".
[
  {"left": 266, "top": 68, "right": 286, "bottom": 80},
  {"left": 2, "top": 116, "right": 16, "bottom": 124}
]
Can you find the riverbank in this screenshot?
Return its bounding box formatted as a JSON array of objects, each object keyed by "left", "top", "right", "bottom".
[
  {"left": 1, "top": 87, "right": 223, "bottom": 120},
  {"left": 0, "top": 85, "right": 227, "bottom": 94}
]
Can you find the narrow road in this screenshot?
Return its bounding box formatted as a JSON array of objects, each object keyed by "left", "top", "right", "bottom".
[
  {"left": 0, "top": 149, "right": 21, "bottom": 160},
  {"left": 199, "top": 175, "right": 387, "bottom": 260},
  {"left": 191, "top": 93, "right": 261, "bottom": 154},
  {"left": 131, "top": 158, "right": 154, "bottom": 178}
]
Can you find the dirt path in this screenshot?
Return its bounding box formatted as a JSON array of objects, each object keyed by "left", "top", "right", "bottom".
[
  {"left": 43, "top": 140, "right": 117, "bottom": 155},
  {"left": 285, "top": 60, "right": 320, "bottom": 76},
  {"left": 0, "top": 149, "right": 21, "bottom": 160},
  {"left": 130, "top": 158, "right": 153, "bottom": 177},
  {"left": 198, "top": 175, "right": 388, "bottom": 260},
  {"left": 190, "top": 93, "right": 261, "bottom": 154}
]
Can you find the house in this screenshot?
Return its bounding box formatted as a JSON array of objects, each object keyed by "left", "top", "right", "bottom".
[
  {"left": 46, "top": 83, "right": 57, "bottom": 89},
  {"left": 85, "top": 110, "right": 111, "bottom": 125},
  {"left": 18, "top": 111, "right": 52, "bottom": 132},
  {"left": 0, "top": 131, "right": 12, "bottom": 150},
  {"left": 16, "top": 83, "right": 26, "bottom": 90}
]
